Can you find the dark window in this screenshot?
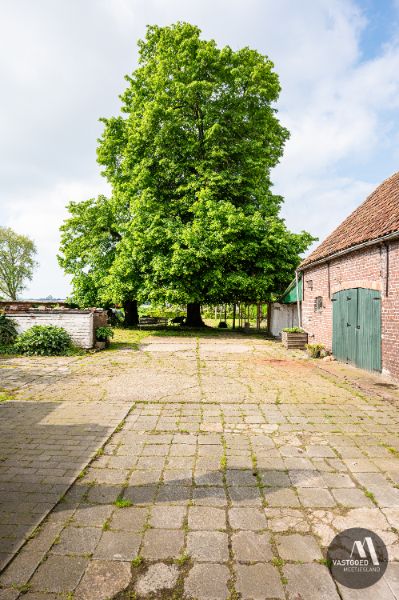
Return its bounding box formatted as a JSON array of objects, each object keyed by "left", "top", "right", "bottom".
[{"left": 314, "top": 296, "right": 323, "bottom": 312}]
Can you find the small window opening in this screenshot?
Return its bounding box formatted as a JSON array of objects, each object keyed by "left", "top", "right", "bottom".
[{"left": 314, "top": 296, "right": 323, "bottom": 312}]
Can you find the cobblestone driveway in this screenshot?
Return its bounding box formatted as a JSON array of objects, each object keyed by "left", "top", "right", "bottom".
[{"left": 1, "top": 333, "right": 399, "bottom": 599}]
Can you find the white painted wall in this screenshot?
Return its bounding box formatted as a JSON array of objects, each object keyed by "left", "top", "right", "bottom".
[
  {"left": 6, "top": 311, "right": 95, "bottom": 348},
  {"left": 270, "top": 303, "right": 299, "bottom": 337}
]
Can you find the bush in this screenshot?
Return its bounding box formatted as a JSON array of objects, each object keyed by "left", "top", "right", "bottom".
[
  {"left": 15, "top": 325, "right": 72, "bottom": 356},
  {"left": 0, "top": 314, "right": 18, "bottom": 345},
  {"left": 282, "top": 327, "right": 305, "bottom": 333},
  {"left": 96, "top": 326, "right": 114, "bottom": 341},
  {"left": 306, "top": 343, "right": 326, "bottom": 358}
]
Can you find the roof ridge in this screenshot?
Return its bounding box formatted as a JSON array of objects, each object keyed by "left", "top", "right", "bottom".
[{"left": 301, "top": 171, "right": 399, "bottom": 268}]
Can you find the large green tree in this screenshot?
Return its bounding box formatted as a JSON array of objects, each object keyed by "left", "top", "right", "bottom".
[
  {"left": 60, "top": 23, "right": 314, "bottom": 326},
  {"left": 97, "top": 22, "right": 313, "bottom": 325},
  {"left": 0, "top": 226, "right": 37, "bottom": 300}
]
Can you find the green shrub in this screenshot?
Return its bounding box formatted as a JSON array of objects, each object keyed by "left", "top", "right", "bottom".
[
  {"left": 0, "top": 314, "right": 18, "bottom": 345},
  {"left": 0, "top": 344, "right": 18, "bottom": 355},
  {"left": 96, "top": 326, "right": 114, "bottom": 341},
  {"left": 15, "top": 325, "right": 72, "bottom": 356},
  {"left": 306, "top": 343, "right": 326, "bottom": 358},
  {"left": 282, "top": 327, "right": 305, "bottom": 333}
]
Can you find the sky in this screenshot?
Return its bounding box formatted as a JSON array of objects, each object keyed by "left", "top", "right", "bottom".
[{"left": 1, "top": 0, "right": 399, "bottom": 298}]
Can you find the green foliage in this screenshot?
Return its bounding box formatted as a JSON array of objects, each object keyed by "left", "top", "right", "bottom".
[
  {"left": 282, "top": 327, "right": 305, "bottom": 333},
  {"left": 0, "top": 344, "right": 18, "bottom": 355},
  {"left": 0, "top": 314, "right": 18, "bottom": 345},
  {"left": 139, "top": 304, "right": 184, "bottom": 319},
  {"left": 131, "top": 555, "right": 144, "bottom": 567},
  {"left": 0, "top": 389, "right": 15, "bottom": 402},
  {"left": 305, "top": 343, "right": 326, "bottom": 358},
  {"left": 0, "top": 227, "right": 37, "bottom": 300},
  {"left": 96, "top": 326, "right": 114, "bottom": 341},
  {"left": 14, "top": 325, "right": 72, "bottom": 356},
  {"left": 114, "top": 497, "right": 133, "bottom": 508},
  {"left": 97, "top": 22, "right": 314, "bottom": 305},
  {"left": 58, "top": 195, "right": 131, "bottom": 307},
  {"left": 60, "top": 22, "right": 315, "bottom": 311}
]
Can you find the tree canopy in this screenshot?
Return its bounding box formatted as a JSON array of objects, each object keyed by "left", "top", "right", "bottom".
[
  {"left": 0, "top": 226, "right": 37, "bottom": 300},
  {"left": 60, "top": 22, "right": 314, "bottom": 324}
]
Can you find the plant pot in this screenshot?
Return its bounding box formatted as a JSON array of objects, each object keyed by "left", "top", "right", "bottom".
[
  {"left": 95, "top": 341, "right": 106, "bottom": 350},
  {"left": 282, "top": 331, "right": 308, "bottom": 350}
]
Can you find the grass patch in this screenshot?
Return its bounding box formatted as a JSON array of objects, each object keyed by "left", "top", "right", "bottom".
[
  {"left": 77, "top": 468, "right": 87, "bottom": 480},
  {"left": 272, "top": 557, "right": 285, "bottom": 568},
  {"left": 0, "top": 389, "right": 14, "bottom": 402},
  {"left": 115, "top": 419, "right": 126, "bottom": 433},
  {"left": 386, "top": 446, "right": 399, "bottom": 457},
  {"left": 109, "top": 328, "right": 151, "bottom": 351},
  {"left": 174, "top": 552, "right": 190, "bottom": 566},
  {"left": 364, "top": 489, "right": 377, "bottom": 505},
  {"left": 131, "top": 555, "right": 143, "bottom": 567},
  {"left": 11, "top": 583, "right": 31, "bottom": 593},
  {"left": 114, "top": 497, "right": 133, "bottom": 508},
  {"left": 219, "top": 454, "right": 227, "bottom": 472}
]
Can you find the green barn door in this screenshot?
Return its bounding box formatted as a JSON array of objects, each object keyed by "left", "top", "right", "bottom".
[
  {"left": 332, "top": 288, "right": 381, "bottom": 372},
  {"left": 332, "top": 290, "right": 349, "bottom": 362},
  {"left": 356, "top": 289, "right": 381, "bottom": 372}
]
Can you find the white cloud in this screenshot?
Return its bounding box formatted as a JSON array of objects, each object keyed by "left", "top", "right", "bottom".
[
  {"left": 5, "top": 177, "right": 110, "bottom": 298},
  {"left": 0, "top": 0, "right": 399, "bottom": 296}
]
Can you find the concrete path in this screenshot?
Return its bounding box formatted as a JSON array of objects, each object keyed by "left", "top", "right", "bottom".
[{"left": 1, "top": 334, "right": 399, "bottom": 599}]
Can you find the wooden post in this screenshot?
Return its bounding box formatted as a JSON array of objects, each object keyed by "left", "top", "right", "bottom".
[{"left": 266, "top": 301, "right": 272, "bottom": 336}]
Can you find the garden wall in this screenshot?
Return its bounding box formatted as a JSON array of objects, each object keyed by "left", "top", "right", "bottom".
[
  {"left": 5, "top": 309, "right": 108, "bottom": 349},
  {"left": 270, "top": 303, "right": 299, "bottom": 337}
]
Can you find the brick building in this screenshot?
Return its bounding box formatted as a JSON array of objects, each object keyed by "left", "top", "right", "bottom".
[{"left": 298, "top": 172, "right": 399, "bottom": 380}]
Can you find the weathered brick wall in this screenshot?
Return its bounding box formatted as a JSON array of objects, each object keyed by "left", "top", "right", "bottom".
[
  {"left": 383, "top": 239, "right": 399, "bottom": 379},
  {"left": 5, "top": 311, "right": 97, "bottom": 349},
  {"left": 93, "top": 311, "right": 108, "bottom": 331},
  {"left": 301, "top": 240, "right": 399, "bottom": 380}
]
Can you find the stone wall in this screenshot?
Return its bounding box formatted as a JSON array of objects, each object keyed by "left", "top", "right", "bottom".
[
  {"left": 301, "top": 239, "right": 399, "bottom": 380},
  {"left": 5, "top": 310, "right": 107, "bottom": 349}
]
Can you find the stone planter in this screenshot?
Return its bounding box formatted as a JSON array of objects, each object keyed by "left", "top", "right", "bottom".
[
  {"left": 95, "top": 340, "right": 106, "bottom": 350},
  {"left": 282, "top": 331, "right": 308, "bottom": 350}
]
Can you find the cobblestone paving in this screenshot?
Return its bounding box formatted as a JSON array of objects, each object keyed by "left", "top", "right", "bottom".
[{"left": 1, "top": 334, "right": 399, "bottom": 599}]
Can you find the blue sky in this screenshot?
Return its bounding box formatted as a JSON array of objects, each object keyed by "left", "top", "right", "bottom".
[
  {"left": 0, "top": 0, "right": 398, "bottom": 298},
  {"left": 359, "top": 0, "right": 398, "bottom": 59}
]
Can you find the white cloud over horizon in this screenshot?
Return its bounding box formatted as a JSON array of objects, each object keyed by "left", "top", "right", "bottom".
[{"left": 1, "top": 0, "right": 398, "bottom": 298}]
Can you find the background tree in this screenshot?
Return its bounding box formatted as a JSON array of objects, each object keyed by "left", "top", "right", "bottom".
[
  {"left": 58, "top": 195, "right": 140, "bottom": 325},
  {"left": 0, "top": 226, "right": 37, "bottom": 300},
  {"left": 97, "top": 22, "right": 314, "bottom": 325}
]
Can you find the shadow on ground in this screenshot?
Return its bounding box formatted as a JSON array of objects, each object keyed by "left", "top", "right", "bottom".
[{"left": 0, "top": 401, "right": 111, "bottom": 572}]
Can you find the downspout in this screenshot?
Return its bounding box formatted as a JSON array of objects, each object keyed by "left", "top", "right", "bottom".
[
  {"left": 295, "top": 270, "right": 302, "bottom": 328},
  {"left": 384, "top": 242, "right": 390, "bottom": 297}
]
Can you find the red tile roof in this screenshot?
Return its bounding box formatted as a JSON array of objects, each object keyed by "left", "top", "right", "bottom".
[{"left": 300, "top": 171, "right": 399, "bottom": 268}]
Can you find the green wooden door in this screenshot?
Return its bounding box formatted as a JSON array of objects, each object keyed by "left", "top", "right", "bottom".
[{"left": 332, "top": 288, "right": 381, "bottom": 372}]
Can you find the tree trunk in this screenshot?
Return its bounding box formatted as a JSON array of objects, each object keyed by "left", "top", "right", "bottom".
[
  {"left": 123, "top": 300, "right": 139, "bottom": 326},
  {"left": 185, "top": 302, "right": 205, "bottom": 327},
  {"left": 232, "top": 304, "right": 236, "bottom": 330}
]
